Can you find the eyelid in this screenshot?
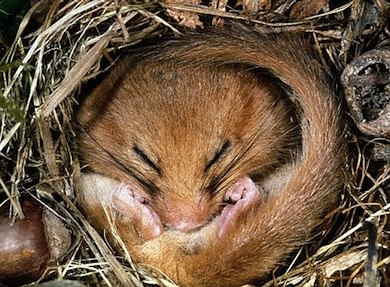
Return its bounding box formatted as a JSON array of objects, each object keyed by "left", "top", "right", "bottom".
[
  {"left": 204, "top": 140, "right": 231, "bottom": 172},
  {"left": 132, "top": 146, "right": 161, "bottom": 175},
  {"left": 77, "top": 126, "right": 161, "bottom": 196}
]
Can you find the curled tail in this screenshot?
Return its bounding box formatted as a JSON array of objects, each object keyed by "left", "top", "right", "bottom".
[{"left": 141, "top": 25, "right": 345, "bottom": 286}]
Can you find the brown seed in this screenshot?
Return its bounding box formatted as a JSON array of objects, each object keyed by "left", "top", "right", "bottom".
[{"left": 0, "top": 199, "right": 51, "bottom": 286}]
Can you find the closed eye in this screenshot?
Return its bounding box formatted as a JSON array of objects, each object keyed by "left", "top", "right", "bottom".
[
  {"left": 204, "top": 140, "right": 231, "bottom": 172},
  {"left": 133, "top": 145, "right": 162, "bottom": 175},
  {"left": 76, "top": 124, "right": 161, "bottom": 196}
]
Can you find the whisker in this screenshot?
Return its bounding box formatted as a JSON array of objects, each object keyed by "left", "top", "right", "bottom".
[
  {"left": 77, "top": 124, "right": 162, "bottom": 196},
  {"left": 208, "top": 122, "right": 300, "bottom": 196}
]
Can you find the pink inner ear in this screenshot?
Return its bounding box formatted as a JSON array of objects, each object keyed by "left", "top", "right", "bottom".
[
  {"left": 111, "top": 184, "right": 163, "bottom": 240},
  {"left": 218, "top": 176, "right": 263, "bottom": 238}
]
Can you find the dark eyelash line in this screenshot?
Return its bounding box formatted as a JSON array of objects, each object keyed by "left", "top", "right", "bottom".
[
  {"left": 206, "top": 123, "right": 300, "bottom": 196},
  {"left": 204, "top": 140, "right": 231, "bottom": 172},
  {"left": 133, "top": 146, "right": 162, "bottom": 175},
  {"left": 77, "top": 124, "right": 162, "bottom": 196}
]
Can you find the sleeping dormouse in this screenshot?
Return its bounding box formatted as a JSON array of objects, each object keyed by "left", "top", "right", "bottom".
[{"left": 76, "top": 24, "right": 345, "bottom": 287}]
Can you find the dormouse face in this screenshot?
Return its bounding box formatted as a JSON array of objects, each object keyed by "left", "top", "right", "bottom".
[{"left": 77, "top": 60, "right": 296, "bottom": 236}]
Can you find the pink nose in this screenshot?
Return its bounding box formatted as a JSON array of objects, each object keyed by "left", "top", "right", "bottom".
[
  {"left": 159, "top": 204, "right": 211, "bottom": 232},
  {"left": 162, "top": 212, "right": 208, "bottom": 232},
  {"left": 168, "top": 218, "right": 205, "bottom": 232}
]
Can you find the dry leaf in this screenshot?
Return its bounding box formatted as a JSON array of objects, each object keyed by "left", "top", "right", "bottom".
[
  {"left": 165, "top": 0, "right": 203, "bottom": 29},
  {"left": 290, "top": 0, "right": 329, "bottom": 19},
  {"left": 243, "top": 0, "right": 272, "bottom": 12}
]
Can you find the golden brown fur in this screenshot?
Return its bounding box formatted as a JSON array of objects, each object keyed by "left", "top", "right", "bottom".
[{"left": 76, "top": 25, "right": 345, "bottom": 286}]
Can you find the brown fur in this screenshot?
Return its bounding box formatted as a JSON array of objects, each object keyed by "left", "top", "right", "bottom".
[{"left": 76, "top": 25, "right": 345, "bottom": 286}]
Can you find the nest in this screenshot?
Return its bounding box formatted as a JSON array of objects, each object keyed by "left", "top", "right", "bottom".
[{"left": 0, "top": 0, "right": 389, "bottom": 286}]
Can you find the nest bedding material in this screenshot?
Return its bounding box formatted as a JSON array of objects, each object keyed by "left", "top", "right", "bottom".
[{"left": 0, "top": 0, "right": 389, "bottom": 286}]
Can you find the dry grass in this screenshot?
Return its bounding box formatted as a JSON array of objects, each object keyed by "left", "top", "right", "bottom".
[{"left": 0, "top": 0, "right": 389, "bottom": 286}]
